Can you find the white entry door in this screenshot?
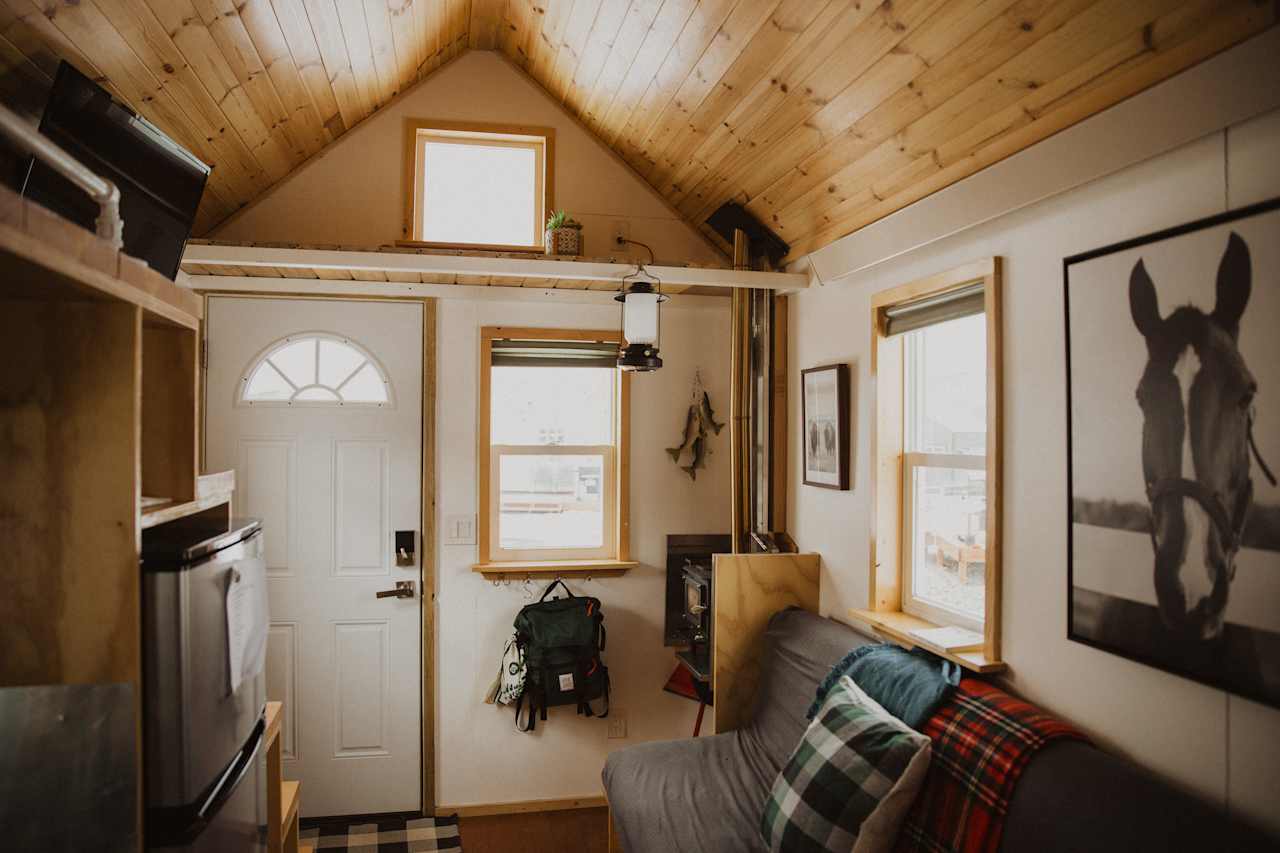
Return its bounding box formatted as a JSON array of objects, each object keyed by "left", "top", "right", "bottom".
[{"left": 206, "top": 297, "right": 423, "bottom": 817}]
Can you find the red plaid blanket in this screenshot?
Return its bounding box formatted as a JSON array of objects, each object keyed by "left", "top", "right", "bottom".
[{"left": 894, "top": 678, "right": 1087, "bottom": 853}]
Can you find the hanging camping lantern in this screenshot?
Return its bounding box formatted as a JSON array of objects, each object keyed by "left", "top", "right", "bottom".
[{"left": 615, "top": 241, "right": 668, "bottom": 372}]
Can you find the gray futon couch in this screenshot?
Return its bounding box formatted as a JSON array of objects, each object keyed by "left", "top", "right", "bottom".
[{"left": 603, "top": 609, "right": 1273, "bottom": 853}]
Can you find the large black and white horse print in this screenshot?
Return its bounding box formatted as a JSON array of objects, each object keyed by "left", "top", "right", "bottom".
[{"left": 1128, "top": 232, "right": 1276, "bottom": 641}]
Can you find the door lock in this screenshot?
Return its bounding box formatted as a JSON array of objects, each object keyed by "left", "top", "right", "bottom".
[
  {"left": 375, "top": 580, "right": 416, "bottom": 600},
  {"left": 395, "top": 530, "right": 416, "bottom": 567}
]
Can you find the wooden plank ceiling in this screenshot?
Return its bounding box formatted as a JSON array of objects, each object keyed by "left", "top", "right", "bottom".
[{"left": 0, "top": 0, "right": 1272, "bottom": 261}]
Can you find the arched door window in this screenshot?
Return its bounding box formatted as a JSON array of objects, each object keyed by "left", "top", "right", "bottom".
[{"left": 239, "top": 333, "right": 393, "bottom": 407}]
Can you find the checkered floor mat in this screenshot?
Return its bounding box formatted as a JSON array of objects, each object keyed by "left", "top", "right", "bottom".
[{"left": 299, "top": 815, "right": 462, "bottom": 851}]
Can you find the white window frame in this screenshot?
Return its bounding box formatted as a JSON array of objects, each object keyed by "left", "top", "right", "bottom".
[
  {"left": 236, "top": 331, "right": 394, "bottom": 408},
  {"left": 403, "top": 120, "right": 553, "bottom": 252}
]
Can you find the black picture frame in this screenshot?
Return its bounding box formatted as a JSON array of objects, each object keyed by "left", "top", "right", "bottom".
[
  {"left": 1064, "top": 196, "right": 1280, "bottom": 709},
  {"left": 801, "top": 363, "right": 850, "bottom": 490}
]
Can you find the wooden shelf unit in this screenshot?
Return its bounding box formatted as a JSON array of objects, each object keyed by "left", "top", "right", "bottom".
[
  {"left": 265, "top": 700, "right": 305, "bottom": 853},
  {"left": 0, "top": 184, "right": 223, "bottom": 851},
  {"left": 140, "top": 471, "right": 236, "bottom": 529},
  {"left": 471, "top": 560, "right": 637, "bottom": 580}
]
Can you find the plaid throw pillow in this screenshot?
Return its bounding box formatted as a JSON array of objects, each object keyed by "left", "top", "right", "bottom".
[{"left": 761, "top": 676, "right": 932, "bottom": 853}]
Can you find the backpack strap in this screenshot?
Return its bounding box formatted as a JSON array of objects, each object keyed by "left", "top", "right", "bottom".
[
  {"left": 514, "top": 688, "right": 535, "bottom": 733},
  {"left": 587, "top": 667, "right": 610, "bottom": 719},
  {"left": 538, "top": 578, "right": 576, "bottom": 602}
]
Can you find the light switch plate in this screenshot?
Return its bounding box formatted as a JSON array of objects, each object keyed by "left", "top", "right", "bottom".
[{"left": 444, "top": 513, "right": 476, "bottom": 546}]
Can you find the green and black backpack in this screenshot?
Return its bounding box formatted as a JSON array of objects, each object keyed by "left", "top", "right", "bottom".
[{"left": 513, "top": 579, "right": 609, "bottom": 732}]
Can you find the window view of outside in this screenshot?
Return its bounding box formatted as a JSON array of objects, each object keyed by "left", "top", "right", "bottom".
[
  {"left": 491, "top": 366, "right": 614, "bottom": 552},
  {"left": 904, "top": 313, "right": 987, "bottom": 623},
  {"left": 498, "top": 454, "right": 604, "bottom": 550},
  {"left": 421, "top": 140, "right": 537, "bottom": 246}
]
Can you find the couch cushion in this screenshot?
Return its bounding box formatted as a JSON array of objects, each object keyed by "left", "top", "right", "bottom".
[
  {"left": 1002, "top": 739, "right": 1276, "bottom": 852},
  {"left": 604, "top": 610, "right": 875, "bottom": 853},
  {"left": 603, "top": 732, "right": 773, "bottom": 853},
  {"left": 745, "top": 608, "right": 878, "bottom": 772}
]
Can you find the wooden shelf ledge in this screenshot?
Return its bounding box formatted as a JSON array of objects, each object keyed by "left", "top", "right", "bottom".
[
  {"left": 281, "top": 780, "right": 301, "bottom": 832},
  {"left": 0, "top": 184, "right": 201, "bottom": 327},
  {"left": 140, "top": 471, "right": 235, "bottom": 529},
  {"left": 848, "top": 608, "right": 1006, "bottom": 674},
  {"left": 264, "top": 700, "right": 283, "bottom": 747},
  {"left": 471, "top": 560, "right": 637, "bottom": 580}
]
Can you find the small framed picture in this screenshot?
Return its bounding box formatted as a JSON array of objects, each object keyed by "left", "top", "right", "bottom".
[{"left": 802, "top": 363, "right": 850, "bottom": 490}]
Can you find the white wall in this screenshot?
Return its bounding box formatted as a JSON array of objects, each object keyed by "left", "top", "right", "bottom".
[
  {"left": 788, "top": 89, "right": 1280, "bottom": 835},
  {"left": 200, "top": 47, "right": 733, "bottom": 806},
  {"left": 435, "top": 298, "right": 730, "bottom": 806},
  {"left": 211, "top": 50, "right": 724, "bottom": 267}
]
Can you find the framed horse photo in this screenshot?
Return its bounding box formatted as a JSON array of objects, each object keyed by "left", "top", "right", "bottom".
[
  {"left": 802, "top": 363, "right": 850, "bottom": 490},
  {"left": 1065, "top": 198, "right": 1280, "bottom": 709}
]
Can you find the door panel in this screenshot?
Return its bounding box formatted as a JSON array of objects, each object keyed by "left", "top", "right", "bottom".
[
  {"left": 238, "top": 437, "right": 297, "bottom": 575},
  {"left": 265, "top": 623, "right": 298, "bottom": 759},
  {"left": 334, "top": 440, "right": 390, "bottom": 575},
  {"left": 206, "top": 297, "right": 423, "bottom": 817},
  {"left": 334, "top": 621, "right": 389, "bottom": 754}
]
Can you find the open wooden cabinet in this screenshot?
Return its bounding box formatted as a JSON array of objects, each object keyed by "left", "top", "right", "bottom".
[{"left": 0, "top": 182, "right": 232, "bottom": 849}]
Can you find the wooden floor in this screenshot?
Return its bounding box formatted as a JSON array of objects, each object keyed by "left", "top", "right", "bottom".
[{"left": 459, "top": 806, "right": 607, "bottom": 853}]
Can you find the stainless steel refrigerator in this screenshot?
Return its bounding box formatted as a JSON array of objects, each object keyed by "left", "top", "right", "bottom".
[{"left": 142, "top": 517, "right": 268, "bottom": 852}]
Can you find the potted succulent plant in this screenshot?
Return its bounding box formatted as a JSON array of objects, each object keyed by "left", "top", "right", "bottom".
[{"left": 544, "top": 210, "right": 583, "bottom": 256}]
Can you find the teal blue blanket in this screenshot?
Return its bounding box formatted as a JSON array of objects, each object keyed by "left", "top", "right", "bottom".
[{"left": 806, "top": 643, "right": 961, "bottom": 730}]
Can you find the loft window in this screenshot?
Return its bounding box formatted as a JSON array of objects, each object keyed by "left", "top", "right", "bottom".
[
  {"left": 404, "top": 121, "right": 553, "bottom": 251},
  {"left": 477, "top": 328, "right": 630, "bottom": 568},
  {"left": 239, "top": 333, "right": 391, "bottom": 407},
  {"left": 868, "top": 260, "right": 1003, "bottom": 665}
]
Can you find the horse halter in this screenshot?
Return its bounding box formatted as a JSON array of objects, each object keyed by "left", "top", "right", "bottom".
[{"left": 1145, "top": 411, "right": 1276, "bottom": 554}]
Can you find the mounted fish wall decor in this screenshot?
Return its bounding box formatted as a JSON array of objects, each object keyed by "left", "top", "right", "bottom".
[{"left": 667, "top": 369, "right": 724, "bottom": 481}]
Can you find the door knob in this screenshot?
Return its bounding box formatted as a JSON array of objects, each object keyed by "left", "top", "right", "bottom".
[{"left": 376, "top": 580, "right": 415, "bottom": 600}]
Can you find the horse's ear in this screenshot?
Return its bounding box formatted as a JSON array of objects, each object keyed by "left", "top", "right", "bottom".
[
  {"left": 1213, "top": 232, "right": 1251, "bottom": 337},
  {"left": 1129, "top": 259, "right": 1161, "bottom": 339}
]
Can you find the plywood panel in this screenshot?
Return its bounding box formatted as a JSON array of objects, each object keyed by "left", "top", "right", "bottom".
[
  {"left": 4, "top": 0, "right": 1269, "bottom": 257},
  {"left": 141, "top": 324, "right": 198, "bottom": 503},
  {"left": 0, "top": 300, "right": 140, "bottom": 687},
  {"left": 711, "top": 552, "right": 819, "bottom": 734}
]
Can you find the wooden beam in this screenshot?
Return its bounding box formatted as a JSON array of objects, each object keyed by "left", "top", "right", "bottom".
[
  {"left": 181, "top": 244, "right": 808, "bottom": 291},
  {"left": 183, "top": 274, "right": 735, "bottom": 307}
]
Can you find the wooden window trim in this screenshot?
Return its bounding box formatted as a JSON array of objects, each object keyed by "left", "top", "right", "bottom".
[
  {"left": 403, "top": 119, "right": 555, "bottom": 253},
  {"left": 852, "top": 258, "right": 1004, "bottom": 672},
  {"left": 475, "top": 326, "right": 631, "bottom": 575}
]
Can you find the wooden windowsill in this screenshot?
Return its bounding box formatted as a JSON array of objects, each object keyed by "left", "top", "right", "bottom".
[
  {"left": 847, "top": 608, "right": 1006, "bottom": 674},
  {"left": 471, "top": 559, "right": 638, "bottom": 580}
]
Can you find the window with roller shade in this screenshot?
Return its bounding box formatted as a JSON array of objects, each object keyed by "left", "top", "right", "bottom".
[
  {"left": 478, "top": 329, "right": 629, "bottom": 565},
  {"left": 894, "top": 286, "right": 988, "bottom": 630},
  {"left": 869, "top": 266, "right": 1002, "bottom": 648}
]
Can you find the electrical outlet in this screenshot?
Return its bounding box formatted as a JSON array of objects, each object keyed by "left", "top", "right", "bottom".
[
  {"left": 612, "top": 220, "right": 631, "bottom": 250},
  {"left": 443, "top": 513, "right": 476, "bottom": 546},
  {"left": 607, "top": 710, "right": 627, "bottom": 739}
]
